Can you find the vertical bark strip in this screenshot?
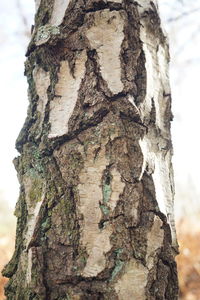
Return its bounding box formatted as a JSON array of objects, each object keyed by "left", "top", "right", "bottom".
[{"left": 3, "top": 0, "right": 179, "bottom": 299}]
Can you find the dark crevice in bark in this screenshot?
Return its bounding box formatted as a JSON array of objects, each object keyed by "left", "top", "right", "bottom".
[
  {"left": 84, "top": 5, "right": 123, "bottom": 14},
  {"left": 44, "top": 107, "right": 109, "bottom": 155}
]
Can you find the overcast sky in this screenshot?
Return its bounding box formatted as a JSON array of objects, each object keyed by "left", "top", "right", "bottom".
[{"left": 0, "top": 0, "right": 34, "bottom": 211}]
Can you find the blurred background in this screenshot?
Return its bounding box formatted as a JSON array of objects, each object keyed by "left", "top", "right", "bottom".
[{"left": 0, "top": 0, "right": 200, "bottom": 299}]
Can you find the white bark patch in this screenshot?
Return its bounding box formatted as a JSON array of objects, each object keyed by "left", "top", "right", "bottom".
[
  {"left": 115, "top": 258, "right": 148, "bottom": 300},
  {"left": 137, "top": 2, "right": 177, "bottom": 247},
  {"left": 86, "top": 10, "right": 124, "bottom": 94},
  {"left": 139, "top": 137, "right": 155, "bottom": 180},
  {"left": 153, "top": 152, "right": 177, "bottom": 245},
  {"left": 33, "top": 66, "right": 50, "bottom": 134},
  {"left": 157, "top": 44, "right": 171, "bottom": 94},
  {"left": 109, "top": 168, "right": 125, "bottom": 211},
  {"left": 153, "top": 153, "right": 169, "bottom": 215},
  {"left": 49, "top": 51, "right": 87, "bottom": 138},
  {"left": 25, "top": 201, "right": 43, "bottom": 249},
  {"left": 78, "top": 146, "right": 113, "bottom": 277},
  {"left": 136, "top": 0, "right": 158, "bottom": 14},
  {"left": 50, "top": 0, "right": 71, "bottom": 26},
  {"left": 128, "top": 95, "right": 140, "bottom": 114},
  {"left": 139, "top": 136, "right": 176, "bottom": 247},
  {"left": 138, "top": 11, "right": 169, "bottom": 133},
  {"left": 139, "top": 43, "right": 155, "bottom": 123},
  {"left": 26, "top": 248, "right": 33, "bottom": 284},
  {"left": 146, "top": 216, "right": 164, "bottom": 268}
]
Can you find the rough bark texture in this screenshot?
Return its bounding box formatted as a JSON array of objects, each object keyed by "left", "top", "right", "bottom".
[{"left": 3, "top": 0, "right": 179, "bottom": 299}]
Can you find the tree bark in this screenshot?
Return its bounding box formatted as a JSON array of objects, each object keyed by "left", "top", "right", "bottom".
[{"left": 3, "top": 0, "right": 179, "bottom": 299}]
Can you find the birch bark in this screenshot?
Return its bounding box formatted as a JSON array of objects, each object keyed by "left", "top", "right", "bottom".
[{"left": 3, "top": 0, "right": 179, "bottom": 299}]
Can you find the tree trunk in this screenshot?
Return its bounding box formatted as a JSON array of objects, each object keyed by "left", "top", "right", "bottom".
[{"left": 3, "top": 0, "right": 179, "bottom": 299}]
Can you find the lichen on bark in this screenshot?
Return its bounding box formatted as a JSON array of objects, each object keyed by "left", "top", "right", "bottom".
[{"left": 3, "top": 0, "right": 179, "bottom": 299}]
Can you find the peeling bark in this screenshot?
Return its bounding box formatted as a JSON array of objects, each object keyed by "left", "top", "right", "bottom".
[{"left": 3, "top": 0, "right": 179, "bottom": 299}]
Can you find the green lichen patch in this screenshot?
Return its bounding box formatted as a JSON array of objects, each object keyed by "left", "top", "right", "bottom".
[
  {"left": 102, "top": 169, "right": 112, "bottom": 204},
  {"left": 110, "top": 260, "right": 124, "bottom": 281},
  {"left": 41, "top": 217, "right": 51, "bottom": 232},
  {"left": 103, "top": 182, "right": 112, "bottom": 205},
  {"left": 99, "top": 168, "right": 113, "bottom": 217},
  {"left": 100, "top": 204, "right": 110, "bottom": 216},
  {"left": 28, "top": 177, "right": 43, "bottom": 204},
  {"left": 35, "top": 25, "right": 60, "bottom": 46}
]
